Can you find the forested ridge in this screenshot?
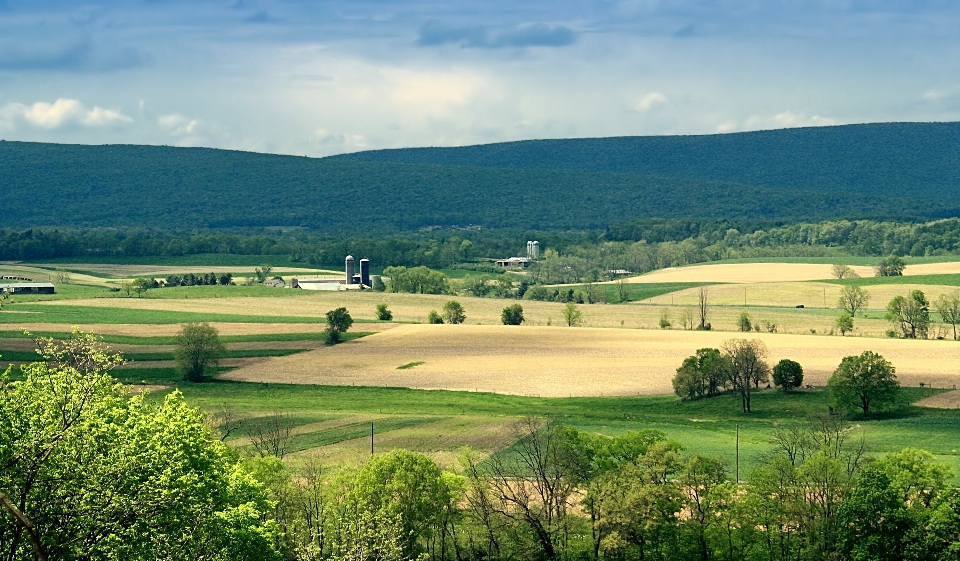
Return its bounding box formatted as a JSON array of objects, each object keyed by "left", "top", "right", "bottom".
[
  {"left": 337, "top": 122, "right": 960, "bottom": 204},
  {"left": 2, "top": 124, "right": 959, "bottom": 233}
]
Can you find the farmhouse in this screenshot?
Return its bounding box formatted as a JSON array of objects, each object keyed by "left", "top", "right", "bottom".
[{"left": 0, "top": 282, "right": 55, "bottom": 294}]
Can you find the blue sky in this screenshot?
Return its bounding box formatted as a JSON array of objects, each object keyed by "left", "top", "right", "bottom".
[{"left": 1, "top": 0, "right": 958, "bottom": 156}]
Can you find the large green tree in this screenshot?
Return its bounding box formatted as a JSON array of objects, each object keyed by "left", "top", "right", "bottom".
[
  {"left": 174, "top": 322, "right": 227, "bottom": 382},
  {"left": 324, "top": 307, "right": 354, "bottom": 344},
  {"left": 886, "top": 290, "right": 930, "bottom": 339},
  {"left": 936, "top": 291, "right": 960, "bottom": 340},
  {"left": 829, "top": 351, "right": 901, "bottom": 414},
  {"left": 0, "top": 329, "right": 280, "bottom": 561},
  {"left": 672, "top": 348, "right": 730, "bottom": 400}
]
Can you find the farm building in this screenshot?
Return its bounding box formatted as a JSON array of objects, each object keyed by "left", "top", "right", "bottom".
[
  {"left": 291, "top": 278, "right": 345, "bottom": 291},
  {"left": 495, "top": 257, "right": 531, "bottom": 268},
  {"left": 0, "top": 282, "right": 55, "bottom": 294}
]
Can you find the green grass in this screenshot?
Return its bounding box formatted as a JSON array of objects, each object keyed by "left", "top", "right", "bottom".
[
  {"left": 151, "top": 380, "right": 960, "bottom": 476},
  {"left": 0, "top": 348, "right": 309, "bottom": 362},
  {"left": 0, "top": 304, "right": 336, "bottom": 324},
  {"left": 0, "top": 330, "right": 343, "bottom": 345},
  {"left": 826, "top": 274, "right": 960, "bottom": 287},
  {"left": 25, "top": 254, "right": 318, "bottom": 267},
  {"left": 554, "top": 282, "right": 708, "bottom": 303}
]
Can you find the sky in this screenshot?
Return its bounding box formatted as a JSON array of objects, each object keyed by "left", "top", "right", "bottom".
[{"left": 1, "top": 0, "right": 959, "bottom": 157}]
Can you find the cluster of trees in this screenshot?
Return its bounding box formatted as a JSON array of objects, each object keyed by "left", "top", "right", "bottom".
[
  {"left": 0, "top": 330, "right": 280, "bottom": 560},
  {"left": 383, "top": 266, "right": 450, "bottom": 295},
  {"left": 222, "top": 417, "right": 960, "bottom": 561},
  {"left": 165, "top": 272, "right": 233, "bottom": 287},
  {"left": 673, "top": 342, "right": 902, "bottom": 416}
]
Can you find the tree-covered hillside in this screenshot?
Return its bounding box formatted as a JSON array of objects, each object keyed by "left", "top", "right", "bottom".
[
  {"left": 1, "top": 124, "right": 958, "bottom": 233},
  {"left": 336, "top": 122, "right": 960, "bottom": 204}
]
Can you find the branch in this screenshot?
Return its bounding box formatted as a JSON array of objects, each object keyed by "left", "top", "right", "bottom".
[{"left": 0, "top": 493, "right": 47, "bottom": 561}]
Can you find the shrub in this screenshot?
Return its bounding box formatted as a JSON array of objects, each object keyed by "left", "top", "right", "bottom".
[
  {"left": 501, "top": 304, "right": 524, "bottom": 325},
  {"left": 325, "top": 307, "right": 353, "bottom": 344},
  {"left": 376, "top": 303, "right": 393, "bottom": 321},
  {"left": 442, "top": 300, "right": 466, "bottom": 324},
  {"left": 737, "top": 312, "right": 752, "bottom": 332},
  {"left": 427, "top": 310, "right": 444, "bottom": 324},
  {"left": 772, "top": 359, "right": 803, "bottom": 391}
]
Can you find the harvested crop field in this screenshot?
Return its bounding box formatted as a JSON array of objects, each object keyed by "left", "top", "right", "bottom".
[
  {"left": 222, "top": 324, "right": 960, "bottom": 397},
  {"left": 914, "top": 390, "right": 960, "bottom": 409},
  {"left": 624, "top": 261, "right": 960, "bottom": 284}
]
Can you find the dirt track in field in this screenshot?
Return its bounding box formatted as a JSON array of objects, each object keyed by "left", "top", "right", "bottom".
[{"left": 221, "top": 324, "right": 960, "bottom": 397}]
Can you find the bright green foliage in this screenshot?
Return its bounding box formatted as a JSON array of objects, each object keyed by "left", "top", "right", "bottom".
[
  {"left": 672, "top": 348, "right": 730, "bottom": 400},
  {"left": 442, "top": 300, "right": 466, "bottom": 324},
  {"left": 772, "top": 358, "right": 804, "bottom": 391},
  {"left": 829, "top": 350, "right": 901, "bottom": 414},
  {"left": 346, "top": 450, "right": 462, "bottom": 559},
  {"left": 132, "top": 277, "right": 152, "bottom": 297},
  {"left": 886, "top": 290, "right": 930, "bottom": 338},
  {"left": 836, "top": 312, "right": 854, "bottom": 335},
  {"left": 324, "top": 307, "right": 353, "bottom": 344},
  {"left": 174, "top": 322, "right": 226, "bottom": 382},
  {"left": 427, "top": 310, "right": 443, "bottom": 324},
  {"left": 375, "top": 303, "right": 393, "bottom": 321},
  {"left": 501, "top": 304, "right": 524, "bottom": 325},
  {"left": 563, "top": 302, "right": 582, "bottom": 327},
  {"left": 0, "top": 329, "right": 279, "bottom": 561},
  {"left": 877, "top": 255, "right": 907, "bottom": 276},
  {"left": 384, "top": 266, "right": 449, "bottom": 294}
]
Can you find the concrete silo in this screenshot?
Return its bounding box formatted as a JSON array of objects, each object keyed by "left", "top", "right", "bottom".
[{"left": 345, "top": 255, "right": 355, "bottom": 284}]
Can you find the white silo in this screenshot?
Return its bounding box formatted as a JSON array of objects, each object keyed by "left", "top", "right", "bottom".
[{"left": 345, "top": 255, "right": 355, "bottom": 284}]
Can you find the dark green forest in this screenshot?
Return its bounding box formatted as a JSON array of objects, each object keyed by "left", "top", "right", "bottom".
[
  {"left": 336, "top": 122, "right": 960, "bottom": 205},
  {"left": 2, "top": 124, "right": 959, "bottom": 233}
]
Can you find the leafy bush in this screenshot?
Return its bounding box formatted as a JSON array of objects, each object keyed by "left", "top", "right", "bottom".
[
  {"left": 501, "top": 304, "right": 524, "bottom": 325},
  {"left": 376, "top": 303, "right": 393, "bottom": 321}
]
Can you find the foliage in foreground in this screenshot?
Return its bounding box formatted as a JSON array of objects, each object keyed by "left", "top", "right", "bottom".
[{"left": 0, "top": 329, "right": 279, "bottom": 560}]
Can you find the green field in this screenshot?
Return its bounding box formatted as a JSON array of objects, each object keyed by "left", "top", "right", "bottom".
[
  {"left": 158, "top": 380, "right": 960, "bottom": 477},
  {"left": 827, "top": 273, "right": 960, "bottom": 287}
]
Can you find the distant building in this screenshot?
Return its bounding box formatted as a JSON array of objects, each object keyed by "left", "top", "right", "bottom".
[
  {"left": 0, "top": 282, "right": 55, "bottom": 294},
  {"left": 292, "top": 278, "right": 345, "bottom": 291},
  {"left": 263, "top": 279, "right": 286, "bottom": 288},
  {"left": 495, "top": 257, "right": 532, "bottom": 268}
]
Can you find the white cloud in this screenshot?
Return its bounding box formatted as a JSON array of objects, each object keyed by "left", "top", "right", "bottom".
[
  {"left": 635, "top": 92, "right": 667, "bottom": 111},
  {"left": 158, "top": 113, "right": 199, "bottom": 136},
  {"left": 741, "top": 111, "right": 838, "bottom": 130},
  {"left": 0, "top": 98, "right": 132, "bottom": 130}
]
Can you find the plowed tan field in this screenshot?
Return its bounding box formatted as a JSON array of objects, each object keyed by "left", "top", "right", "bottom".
[
  {"left": 221, "top": 324, "right": 960, "bottom": 397},
  {"left": 624, "top": 261, "right": 960, "bottom": 284}
]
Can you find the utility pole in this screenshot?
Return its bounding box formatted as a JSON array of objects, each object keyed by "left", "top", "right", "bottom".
[{"left": 371, "top": 422, "right": 374, "bottom": 455}]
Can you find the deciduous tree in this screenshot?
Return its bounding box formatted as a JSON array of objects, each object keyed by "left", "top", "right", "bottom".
[
  {"left": 936, "top": 291, "right": 960, "bottom": 340},
  {"left": 442, "top": 300, "right": 466, "bottom": 324},
  {"left": 829, "top": 350, "right": 900, "bottom": 415},
  {"left": 772, "top": 358, "right": 804, "bottom": 391},
  {"left": 501, "top": 304, "right": 524, "bottom": 325},
  {"left": 722, "top": 339, "right": 770, "bottom": 413},
  {"left": 174, "top": 322, "right": 226, "bottom": 382},
  {"left": 838, "top": 285, "right": 870, "bottom": 317},
  {"left": 563, "top": 302, "right": 582, "bottom": 327},
  {"left": 324, "top": 307, "right": 353, "bottom": 344},
  {"left": 886, "top": 290, "right": 930, "bottom": 339}
]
